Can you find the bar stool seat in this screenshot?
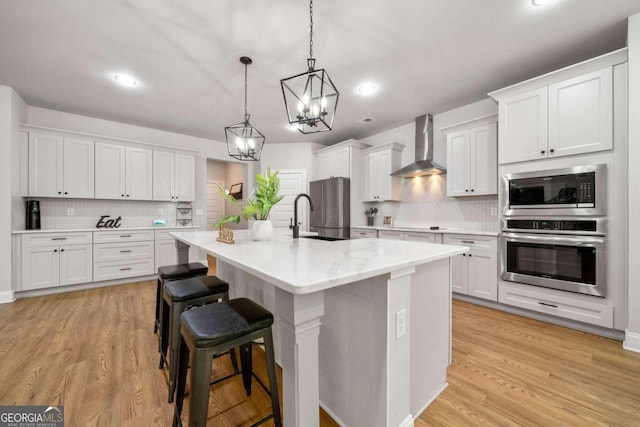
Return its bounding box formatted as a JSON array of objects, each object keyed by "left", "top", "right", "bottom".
[
  {"left": 160, "top": 275, "right": 233, "bottom": 403},
  {"left": 154, "top": 262, "right": 208, "bottom": 336},
  {"left": 173, "top": 298, "right": 282, "bottom": 427}
]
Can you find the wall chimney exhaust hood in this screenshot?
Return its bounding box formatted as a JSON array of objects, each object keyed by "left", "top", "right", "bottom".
[{"left": 391, "top": 114, "right": 446, "bottom": 177}]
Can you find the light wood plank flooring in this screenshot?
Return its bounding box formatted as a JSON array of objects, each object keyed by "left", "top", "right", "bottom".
[{"left": 0, "top": 281, "right": 638, "bottom": 426}]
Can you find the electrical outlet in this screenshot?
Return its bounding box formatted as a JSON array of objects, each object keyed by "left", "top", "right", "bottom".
[
  {"left": 396, "top": 309, "right": 407, "bottom": 339},
  {"left": 67, "top": 208, "right": 74, "bottom": 216},
  {"left": 490, "top": 207, "right": 498, "bottom": 217},
  {"left": 158, "top": 208, "right": 164, "bottom": 215}
]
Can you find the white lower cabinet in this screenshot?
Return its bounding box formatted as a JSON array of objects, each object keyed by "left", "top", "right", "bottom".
[
  {"left": 498, "top": 282, "right": 613, "bottom": 328},
  {"left": 350, "top": 228, "right": 378, "bottom": 239},
  {"left": 378, "top": 229, "right": 440, "bottom": 243},
  {"left": 444, "top": 234, "right": 498, "bottom": 301},
  {"left": 94, "top": 231, "right": 155, "bottom": 281},
  {"left": 21, "top": 232, "right": 93, "bottom": 291},
  {"left": 155, "top": 229, "right": 198, "bottom": 269}
]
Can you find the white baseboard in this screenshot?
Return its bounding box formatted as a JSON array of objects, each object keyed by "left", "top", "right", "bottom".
[
  {"left": 319, "top": 402, "right": 346, "bottom": 427},
  {"left": 399, "top": 414, "right": 415, "bottom": 427},
  {"left": 413, "top": 382, "right": 449, "bottom": 421},
  {"left": 15, "top": 275, "right": 157, "bottom": 299},
  {"left": 624, "top": 330, "right": 640, "bottom": 353},
  {"left": 0, "top": 290, "right": 15, "bottom": 304}
]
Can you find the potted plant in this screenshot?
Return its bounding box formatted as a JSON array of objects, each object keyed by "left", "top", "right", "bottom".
[{"left": 215, "top": 167, "right": 284, "bottom": 240}]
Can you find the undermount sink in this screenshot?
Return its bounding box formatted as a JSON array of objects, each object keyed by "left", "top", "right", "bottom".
[{"left": 301, "top": 235, "right": 347, "bottom": 242}]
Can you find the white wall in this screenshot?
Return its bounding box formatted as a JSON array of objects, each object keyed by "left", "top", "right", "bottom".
[
  {"left": 259, "top": 142, "right": 321, "bottom": 179},
  {"left": 626, "top": 14, "right": 640, "bottom": 352},
  {"left": 0, "top": 86, "right": 27, "bottom": 302}
]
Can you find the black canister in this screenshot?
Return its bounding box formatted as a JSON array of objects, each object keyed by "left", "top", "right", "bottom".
[{"left": 26, "top": 200, "right": 41, "bottom": 230}]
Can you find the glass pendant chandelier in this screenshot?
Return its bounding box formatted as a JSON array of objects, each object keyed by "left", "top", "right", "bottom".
[
  {"left": 225, "top": 56, "right": 265, "bottom": 161},
  {"left": 280, "top": 0, "right": 339, "bottom": 134}
]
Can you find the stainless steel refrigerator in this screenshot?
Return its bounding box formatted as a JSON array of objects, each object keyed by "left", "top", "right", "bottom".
[{"left": 309, "top": 177, "right": 350, "bottom": 239}]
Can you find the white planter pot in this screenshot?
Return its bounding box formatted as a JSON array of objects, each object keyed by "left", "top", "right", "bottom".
[{"left": 251, "top": 219, "right": 274, "bottom": 241}]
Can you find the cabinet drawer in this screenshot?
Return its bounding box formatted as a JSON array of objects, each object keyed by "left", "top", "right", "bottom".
[
  {"left": 404, "top": 232, "right": 436, "bottom": 243},
  {"left": 22, "top": 232, "right": 93, "bottom": 248},
  {"left": 443, "top": 234, "right": 495, "bottom": 250},
  {"left": 94, "top": 230, "right": 154, "bottom": 243},
  {"left": 94, "top": 241, "right": 155, "bottom": 263},
  {"left": 351, "top": 228, "right": 377, "bottom": 239},
  {"left": 498, "top": 282, "right": 613, "bottom": 328},
  {"left": 378, "top": 230, "right": 403, "bottom": 240},
  {"left": 93, "top": 258, "right": 155, "bottom": 282},
  {"left": 155, "top": 228, "right": 196, "bottom": 241}
]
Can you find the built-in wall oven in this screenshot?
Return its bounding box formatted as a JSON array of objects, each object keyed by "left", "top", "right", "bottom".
[
  {"left": 501, "top": 164, "right": 606, "bottom": 216},
  {"left": 501, "top": 218, "right": 606, "bottom": 297}
]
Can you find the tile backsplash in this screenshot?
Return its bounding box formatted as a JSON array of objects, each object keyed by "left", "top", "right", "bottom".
[
  {"left": 28, "top": 198, "right": 185, "bottom": 229},
  {"left": 367, "top": 175, "right": 499, "bottom": 232}
]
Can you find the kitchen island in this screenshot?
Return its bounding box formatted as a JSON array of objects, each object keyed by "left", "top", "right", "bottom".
[{"left": 170, "top": 230, "right": 467, "bottom": 427}]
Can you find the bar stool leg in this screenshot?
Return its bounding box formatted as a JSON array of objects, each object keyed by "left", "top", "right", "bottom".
[
  {"left": 229, "top": 347, "right": 240, "bottom": 374},
  {"left": 264, "top": 328, "right": 282, "bottom": 427},
  {"left": 167, "top": 300, "right": 185, "bottom": 403},
  {"left": 154, "top": 278, "right": 162, "bottom": 334},
  {"left": 240, "top": 343, "right": 253, "bottom": 396},
  {"left": 159, "top": 298, "right": 170, "bottom": 369},
  {"left": 173, "top": 336, "right": 189, "bottom": 427},
  {"left": 189, "top": 347, "right": 214, "bottom": 427}
]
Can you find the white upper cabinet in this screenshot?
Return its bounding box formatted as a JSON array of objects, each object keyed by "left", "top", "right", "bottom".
[
  {"left": 446, "top": 122, "right": 497, "bottom": 197},
  {"left": 95, "top": 142, "right": 152, "bottom": 200},
  {"left": 490, "top": 50, "right": 624, "bottom": 165},
  {"left": 28, "top": 133, "right": 94, "bottom": 198},
  {"left": 153, "top": 151, "right": 195, "bottom": 202},
  {"left": 361, "top": 143, "right": 403, "bottom": 202},
  {"left": 316, "top": 146, "right": 351, "bottom": 179},
  {"left": 498, "top": 88, "right": 548, "bottom": 164},
  {"left": 548, "top": 68, "right": 613, "bottom": 158}
]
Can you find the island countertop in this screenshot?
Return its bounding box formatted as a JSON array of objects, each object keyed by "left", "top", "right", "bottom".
[{"left": 170, "top": 230, "right": 467, "bottom": 295}]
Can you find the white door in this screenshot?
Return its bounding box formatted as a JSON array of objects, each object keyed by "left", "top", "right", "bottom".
[
  {"left": 28, "top": 132, "right": 63, "bottom": 197},
  {"left": 63, "top": 137, "right": 94, "bottom": 198},
  {"left": 59, "top": 244, "right": 93, "bottom": 286},
  {"left": 269, "top": 169, "right": 306, "bottom": 229},
  {"left": 95, "top": 142, "right": 126, "bottom": 199},
  {"left": 174, "top": 154, "right": 195, "bottom": 201},
  {"left": 498, "top": 87, "right": 548, "bottom": 164},
  {"left": 126, "top": 146, "right": 153, "bottom": 200},
  {"left": 21, "top": 246, "right": 60, "bottom": 290},
  {"left": 548, "top": 68, "right": 613, "bottom": 158},
  {"left": 469, "top": 123, "right": 497, "bottom": 196},
  {"left": 446, "top": 130, "right": 469, "bottom": 197},
  {"left": 153, "top": 151, "right": 175, "bottom": 201},
  {"left": 207, "top": 180, "right": 225, "bottom": 231}
]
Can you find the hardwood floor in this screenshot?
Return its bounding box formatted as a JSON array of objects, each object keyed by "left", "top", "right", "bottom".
[{"left": 0, "top": 282, "right": 638, "bottom": 426}]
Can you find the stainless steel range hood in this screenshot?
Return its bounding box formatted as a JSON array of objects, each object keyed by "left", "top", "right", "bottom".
[{"left": 391, "top": 113, "right": 446, "bottom": 177}]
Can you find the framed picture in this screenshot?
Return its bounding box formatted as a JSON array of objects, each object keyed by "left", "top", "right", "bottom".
[
  {"left": 383, "top": 216, "right": 393, "bottom": 227},
  {"left": 229, "top": 183, "right": 243, "bottom": 200}
]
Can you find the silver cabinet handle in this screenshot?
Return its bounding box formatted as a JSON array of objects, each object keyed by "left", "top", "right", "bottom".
[
  {"left": 120, "top": 250, "right": 132, "bottom": 253},
  {"left": 120, "top": 267, "right": 132, "bottom": 271},
  {"left": 461, "top": 240, "right": 475, "bottom": 244},
  {"left": 120, "top": 235, "right": 132, "bottom": 238},
  {"left": 538, "top": 302, "right": 558, "bottom": 308},
  {"left": 51, "top": 237, "right": 67, "bottom": 241}
]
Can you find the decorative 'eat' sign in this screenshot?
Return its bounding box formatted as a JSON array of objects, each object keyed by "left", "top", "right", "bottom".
[{"left": 96, "top": 215, "right": 123, "bottom": 229}]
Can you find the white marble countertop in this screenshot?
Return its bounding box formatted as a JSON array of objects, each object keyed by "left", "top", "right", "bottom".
[
  {"left": 12, "top": 225, "right": 200, "bottom": 234},
  {"left": 350, "top": 225, "right": 500, "bottom": 237},
  {"left": 171, "top": 230, "right": 468, "bottom": 295}
]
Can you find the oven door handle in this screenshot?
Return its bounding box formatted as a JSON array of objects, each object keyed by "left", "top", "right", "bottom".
[{"left": 501, "top": 232, "right": 605, "bottom": 247}]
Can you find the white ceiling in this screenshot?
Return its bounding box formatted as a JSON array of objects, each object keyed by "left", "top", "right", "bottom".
[{"left": 1, "top": 0, "right": 640, "bottom": 146}]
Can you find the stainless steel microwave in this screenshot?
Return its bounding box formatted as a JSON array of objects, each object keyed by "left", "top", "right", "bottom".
[{"left": 501, "top": 164, "right": 606, "bottom": 217}]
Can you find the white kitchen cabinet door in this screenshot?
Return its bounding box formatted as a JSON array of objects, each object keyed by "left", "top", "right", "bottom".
[
  {"left": 404, "top": 232, "right": 436, "bottom": 243},
  {"left": 125, "top": 146, "right": 153, "bottom": 200},
  {"left": 155, "top": 240, "right": 178, "bottom": 269},
  {"left": 362, "top": 152, "right": 378, "bottom": 201},
  {"left": 498, "top": 87, "right": 548, "bottom": 164},
  {"left": 446, "top": 130, "right": 469, "bottom": 197},
  {"left": 63, "top": 137, "right": 94, "bottom": 198},
  {"left": 548, "top": 68, "right": 613, "bottom": 158},
  {"left": 153, "top": 150, "right": 175, "bottom": 201},
  {"left": 28, "top": 133, "right": 63, "bottom": 197},
  {"left": 361, "top": 144, "right": 402, "bottom": 202},
  {"left": 375, "top": 149, "right": 393, "bottom": 200},
  {"left": 332, "top": 147, "right": 351, "bottom": 178},
  {"left": 467, "top": 250, "right": 497, "bottom": 301},
  {"left": 450, "top": 254, "right": 467, "bottom": 294},
  {"left": 468, "top": 123, "right": 497, "bottom": 196},
  {"left": 21, "top": 246, "right": 60, "bottom": 290},
  {"left": 95, "top": 142, "right": 126, "bottom": 199},
  {"left": 378, "top": 230, "right": 403, "bottom": 240},
  {"left": 59, "top": 244, "right": 93, "bottom": 286},
  {"left": 316, "top": 152, "right": 334, "bottom": 180},
  {"left": 174, "top": 154, "right": 195, "bottom": 201}
]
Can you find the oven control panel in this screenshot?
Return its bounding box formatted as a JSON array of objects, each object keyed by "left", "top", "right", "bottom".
[{"left": 505, "top": 219, "right": 598, "bottom": 232}]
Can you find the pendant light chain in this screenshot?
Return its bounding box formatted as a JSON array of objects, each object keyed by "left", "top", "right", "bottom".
[
  {"left": 309, "top": 0, "right": 314, "bottom": 59},
  {"left": 244, "top": 62, "right": 248, "bottom": 117}
]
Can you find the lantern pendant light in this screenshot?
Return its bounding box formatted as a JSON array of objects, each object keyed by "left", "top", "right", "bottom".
[
  {"left": 280, "top": 0, "right": 339, "bottom": 134},
  {"left": 225, "top": 56, "right": 265, "bottom": 161}
]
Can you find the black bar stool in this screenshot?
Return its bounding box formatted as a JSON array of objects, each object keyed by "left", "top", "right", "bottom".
[
  {"left": 159, "top": 275, "right": 236, "bottom": 403},
  {"left": 154, "top": 262, "right": 209, "bottom": 339},
  {"left": 173, "top": 298, "right": 282, "bottom": 427}
]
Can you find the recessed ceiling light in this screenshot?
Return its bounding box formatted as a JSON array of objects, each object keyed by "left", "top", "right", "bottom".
[
  {"left": 114, "top": 74, "right": 137, "bottom": 87},
  {"left": 357, "top": 83, "right": 377, "bottom": 96},
  {"left": 532, "top": 0, "right": 552, "bottom": 6}
]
